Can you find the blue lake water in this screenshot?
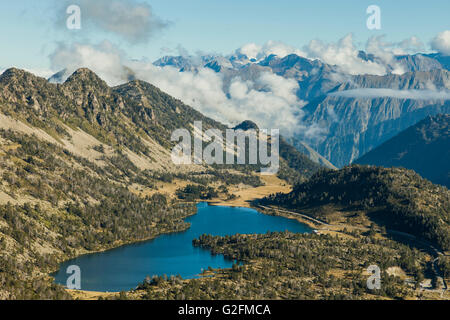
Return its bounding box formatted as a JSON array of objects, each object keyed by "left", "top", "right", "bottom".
[{"left": 52, "top": 202, "right": 311, "bottom": 292}]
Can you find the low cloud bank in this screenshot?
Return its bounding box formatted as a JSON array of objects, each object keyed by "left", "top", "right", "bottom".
[
  {"left": 431, "top": 30, "right": 450, "bottom": 56},
  {"left": 235, "top": 41, "right": 306, "bottom": 61},
  {"left": 329, "top": 88, "right": 450, "bottom": 100},
  {"left": 43, "top": 29, "right": 450, "bottom": 141},
  {"left": 49, "top": 41, "right": 309, "bottom": 138},
  {"left": 302, "top": 34, "right": 388, "bottom": 75},
  {"left": 235, "top": 34, "right": 429, "bottom": 76}
]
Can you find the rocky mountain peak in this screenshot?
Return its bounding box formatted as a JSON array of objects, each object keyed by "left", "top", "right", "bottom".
[
  {"left": 233, "top": 120, "right": 259, "bottom": 131},
  {"left": 0, "top": 67, "right": 48, "bottom": 86},
  {"left": 63, "top": 68, "right": 110, "bottom": 94},
  {"left": 0, "top": 67, "right": 26, "bottom": 80},
  {"left": 0, "top": 68, "right": 57, "bottom": 111}
]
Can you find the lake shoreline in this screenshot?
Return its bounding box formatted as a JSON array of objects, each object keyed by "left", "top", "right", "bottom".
[
  {"left": 60, "top": 200, "right": 310, "bottom": 298},
  {"left": 49, "top": 209, "right": 198, "bottom": 295},
  {"left": 60, "top": 176, "right": 296, "bottom": 298}
]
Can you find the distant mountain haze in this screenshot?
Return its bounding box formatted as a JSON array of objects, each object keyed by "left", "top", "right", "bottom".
[
  {"left": 152, "top": 51, "right": 450, "bottom": 168},
  {"left": 301, "top": 70, "right": 450, "bottom": 167}
]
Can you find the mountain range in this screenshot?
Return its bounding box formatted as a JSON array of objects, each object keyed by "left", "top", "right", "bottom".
[
  {"left": 1, "top": 67, "right": 323, "bottom": 180},
  {"left": 302, "top": 69, "right": 450, "bottom": 166},
  {"left": 153, "top": 51, "right": 450, "bottom": 168},
  {"left": 154, "top": 51, "right": 450, "bottom": 99}
]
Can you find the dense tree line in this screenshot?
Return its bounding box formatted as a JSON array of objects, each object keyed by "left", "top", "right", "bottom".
[
  {"left": 261, "top": 165, "right": 450, "bottom": 250},
  {"left": 133, "top": 232, "right": 429, "bottom": 300},
  {"left": 0, "top": 129, "right": 197, "bottom": 299}
]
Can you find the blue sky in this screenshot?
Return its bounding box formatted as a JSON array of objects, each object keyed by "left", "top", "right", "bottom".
[{"left": 0, "top": 0, "right": 449, "bottom": 71}]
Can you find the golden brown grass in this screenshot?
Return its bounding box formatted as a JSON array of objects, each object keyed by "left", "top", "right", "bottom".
[{"left": 209, "top": 175, "right": 291, "bottom": 208}]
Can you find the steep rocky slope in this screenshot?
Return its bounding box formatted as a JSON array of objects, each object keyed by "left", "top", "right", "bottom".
[
  {"left": 355, "top": 114, "right": 449, "bottom": 187},
  {"left": 300, "top": 70, "right": 450, "bottom": 167}
]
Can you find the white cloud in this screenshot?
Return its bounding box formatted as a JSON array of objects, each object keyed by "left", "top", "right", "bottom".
[
  {"left": 129, "top": 64, "right": 306, "bottom": 136},
  {"left": 303, "top": 34, "right": 388, "bottom": 75},
  {"left": 226, "top": 73, "right": 305, "bottom": 134},
  {"left": 61, "top": 0, "right": 169, "bottom": 44},
  {"left": 431, "top": 30, "right": 450, "bottom": 56},
  {"left": 329, "top": 88, "right": 450, "bottom": 100},
  {"left": 167, "top": 33, "right": 435, "bottom": 78},
  {"left": 235, "top": 40, "right": 306, "bottom": 61},
  {"left": 49, "top": 41, "right": 131, "bottom": 85},
  {"left": 365, "top": 36, "right": 407, "bottom": 75},
  {"left": 301, "top": 34, "right": 431, "bottom": 76},
  {"left": 397, "top": 36, "right": 425, "bottom": 54},
  {"left": 49, "top": 41, "right": 309, "bottom": 137},
  {"left": 236, "top": 43, "right": 262, "bottom": 60}
]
